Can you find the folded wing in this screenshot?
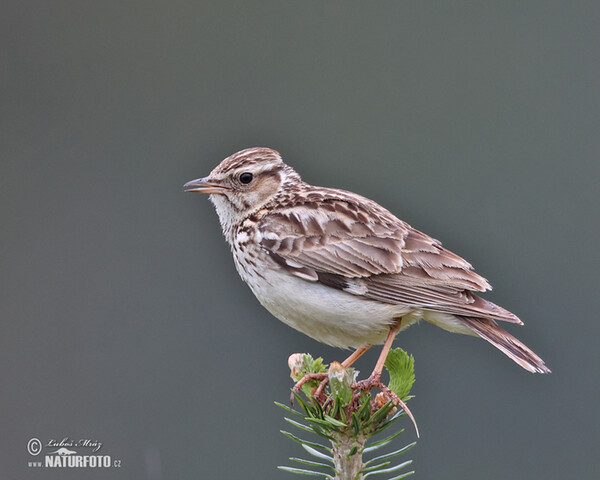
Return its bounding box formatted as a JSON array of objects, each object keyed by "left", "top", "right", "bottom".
[{"left": 259, "top": 188, "right": 517, "bottom": 323}]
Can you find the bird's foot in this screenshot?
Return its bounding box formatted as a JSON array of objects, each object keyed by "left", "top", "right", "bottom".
[
  {"left": 352, "top": 372, "right": 384, "bottom": 394},
  {"left": 352, "top": 374, "right": 419, "bottom": 437},
  {"left": 290, "top": 373, "right": 329, "bottom": 405}
]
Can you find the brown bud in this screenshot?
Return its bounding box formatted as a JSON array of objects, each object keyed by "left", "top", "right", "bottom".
[{"left": 374, "top": 392, "right": 398, "bottom": 415}]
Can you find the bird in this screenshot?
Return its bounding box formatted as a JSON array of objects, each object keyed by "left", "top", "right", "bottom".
[{"left": 184, "top": 147, "right": 550, "bottom": 395}]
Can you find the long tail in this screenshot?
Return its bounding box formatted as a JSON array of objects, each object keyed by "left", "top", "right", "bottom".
[{"left": 459, "top": 316, "right": 551, "bottom": 374}]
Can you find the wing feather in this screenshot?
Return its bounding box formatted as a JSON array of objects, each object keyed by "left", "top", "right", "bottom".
[{"left": 258, "top": 187, "right": 509, "bottom": 321}]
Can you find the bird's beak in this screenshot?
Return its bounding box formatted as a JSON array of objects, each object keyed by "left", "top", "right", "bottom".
[{"left": 183, "top": 177, "right": 229, "bottom": 194}]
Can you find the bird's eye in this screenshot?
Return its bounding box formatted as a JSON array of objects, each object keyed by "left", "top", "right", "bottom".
[{"left": 239, "top": 172, "right": 254, "bottom": 184}]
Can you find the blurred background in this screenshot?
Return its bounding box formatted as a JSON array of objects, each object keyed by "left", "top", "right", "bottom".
[{"left": 2, "top": 1, "right": 599, "bottom": 479}]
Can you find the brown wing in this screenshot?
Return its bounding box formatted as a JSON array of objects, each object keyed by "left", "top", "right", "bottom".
[
  {"left": 259, "top": 192, "right": 406, "bottom": 278},
  {"left": 362, "top": 275, "right": 520, "bottom": 323},
  {"left": 257, "top": 187, "right": 521, "bottom": 323},
  {"left": 259, "top": 186, "right": 491, "bottom": 287}
]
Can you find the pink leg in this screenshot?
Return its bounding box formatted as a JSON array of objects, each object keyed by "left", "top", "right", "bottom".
[
  {"left": 371, "top": 321, "right": 403, "bottom": 379},
  {"left": 352, "top": 319, "right": 419, "bottom": 436},
  {"left": 341, "top": 344, "right": 371, "bottom": 368}
]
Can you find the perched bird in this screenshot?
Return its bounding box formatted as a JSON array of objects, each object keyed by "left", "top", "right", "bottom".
[{"left": 184, "top": 147, "right": 550, "bottom": 390}]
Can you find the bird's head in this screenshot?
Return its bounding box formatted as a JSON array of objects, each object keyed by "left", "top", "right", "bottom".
[{"left": 184, "top": 147, "right": 301, "bottom": 232}]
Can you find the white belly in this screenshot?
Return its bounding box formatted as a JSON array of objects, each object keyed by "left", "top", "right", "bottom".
[{"left": 241, "top": 264, "right": 415, "bottom": 348}]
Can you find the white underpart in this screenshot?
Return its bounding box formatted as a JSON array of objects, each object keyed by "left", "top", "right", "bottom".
[
  {"left": 241, "top": 262, "right": 415, "bottom": 348},
  {"left": 241, "top": 254, "right": 481, "bottom": 347}
]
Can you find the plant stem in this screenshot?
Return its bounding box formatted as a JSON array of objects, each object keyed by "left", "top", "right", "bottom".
[
  {"left": 331, "top": 433, "right": 367, "bottom": 480},
  {"left": 280, "top": 350, "right": 416, "bottom": 479}
]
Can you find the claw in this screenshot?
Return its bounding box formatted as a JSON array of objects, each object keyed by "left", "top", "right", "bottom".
[
  {"left": 386, "top": 389, "right": 419, "bottom": 438},
  {"left": 353, "top": 375, "right": 419, "bottom": 438}
]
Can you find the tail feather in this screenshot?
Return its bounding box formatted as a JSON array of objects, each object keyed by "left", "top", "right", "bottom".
[{"left": 459, "top": 316, "right": 551, "bottom": 374}]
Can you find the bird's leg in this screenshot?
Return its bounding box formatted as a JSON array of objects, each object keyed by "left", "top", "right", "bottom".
[
  {"left": 352, "top": 319, "right": 419, "bottom": 436},
  {"left": 368, "top": 319, "right": 403, "bottom": 383},
  {"left": 379, "top": 321, "right": 403, "bottom": 376},
  {"left": 342, "top": 344, "right": 372, "bottom": 368}
]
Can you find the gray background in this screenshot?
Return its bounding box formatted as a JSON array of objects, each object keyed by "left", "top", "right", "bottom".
[{"left": 1, "top": 1, "right": 598, "bottom": 479}]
